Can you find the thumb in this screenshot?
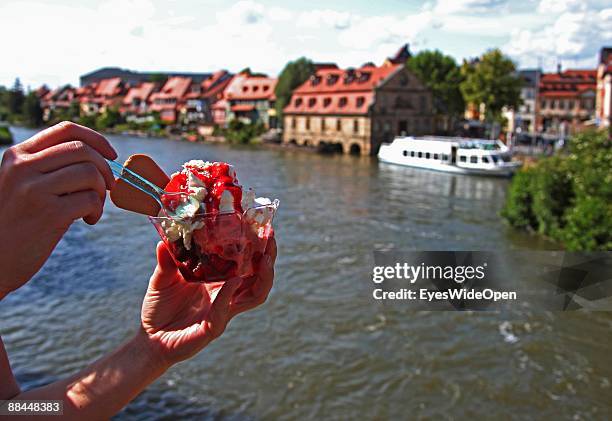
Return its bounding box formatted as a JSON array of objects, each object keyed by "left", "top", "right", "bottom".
[{"left": 150, "top": 241, "right": 180, "bottom": 289}]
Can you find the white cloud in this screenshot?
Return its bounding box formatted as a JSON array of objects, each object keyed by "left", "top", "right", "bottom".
[
  {"left": 0, "top": 0, "right": 609, "bottom": 88},
  {"left": 434, "top": 0, "right": 508, "bottom": 14},
  {"left": 505, "top": 1, "right": 612, "bottom": 69}
]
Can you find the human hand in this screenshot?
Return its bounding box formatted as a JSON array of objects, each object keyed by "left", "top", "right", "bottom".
[
  {"left": 140, "top": 237, "right": 277, "bottom": 367},
  {"left": 0, "top": 122, "right": 117, "bottom": 299}
]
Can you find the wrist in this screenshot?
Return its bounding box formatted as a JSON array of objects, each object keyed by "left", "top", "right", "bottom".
[{"left": 130, "top": 328, "right": 172, "bottom": 375}]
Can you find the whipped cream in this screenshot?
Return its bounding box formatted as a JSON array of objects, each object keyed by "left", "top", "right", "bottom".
[{"left": 159, "top": 161, "right": 276, "bottom": 248}]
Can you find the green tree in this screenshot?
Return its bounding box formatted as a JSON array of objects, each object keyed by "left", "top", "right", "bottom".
[
  {"left": 95, "top": 106, "right": 123, "bottom": 130},
  {"left": 7, "top": 78, "right": 25, "bottom": 117},
  {"left": 149, "top": 73, "right": 168, "bottom": 84},
  {"left": 406, "top": 50, "right": 465, "bottom": 118},
  {"left": 460, "top": 49, "right": 522, "bottom": 122},
  {"left": 22, "top": 91, "right": 44, "bottom": 127},
  {"left": 274, "top": 57, "right": 316, "bottom": 123}
]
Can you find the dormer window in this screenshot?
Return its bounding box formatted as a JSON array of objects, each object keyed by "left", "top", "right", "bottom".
[
  {"left": 263, "top": 85, "right": 269, "bottom": 91},
  {"left": 253, "top": 86, "right": 259, "bottom": 92},
  {"left": 356, "top": 97, "right": 365, "bottom": 107},
  {"left": 308, "top": 98, "right": 316, "bottom": 107},
  {"left": 326, "top": 74, "right": 339, "bottom": 85},
  {"left": 295, "top": 98, "right": 303, "bottom": 107},
  {"left": 323, "top": 97, "right": 331, "bottom": 107},
  {"left": 339, "top": 97, "right": 347, "bottom": 107},
  {"left": 311, "top": 75, "right": 322, "bottom": 86},
  {"left": 358, "top": 72, "right": 371, "bottom": 83},
  {"left": 242, "top": 86, "right": 248, "bottom": 92}
]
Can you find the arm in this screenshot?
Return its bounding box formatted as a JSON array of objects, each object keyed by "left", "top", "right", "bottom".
[
  {"left": 3, "top": 238, "right": 276, "bottom": 420},
  {"left": 12, "top": 331, "right": 166, "bottom": 420}
]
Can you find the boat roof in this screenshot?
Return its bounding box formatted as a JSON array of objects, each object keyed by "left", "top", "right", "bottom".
[{"left": 394, "top": 136, "right": 503, "bottom": 150}]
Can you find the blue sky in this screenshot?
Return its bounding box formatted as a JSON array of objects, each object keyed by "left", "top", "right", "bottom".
[{"left": 1, "top": 0, "right": 610, "bottom": 88}]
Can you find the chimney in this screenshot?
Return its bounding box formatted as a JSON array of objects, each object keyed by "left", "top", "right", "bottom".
[{"left": 557, "top": 62, "right": 562, "bottom": 74}]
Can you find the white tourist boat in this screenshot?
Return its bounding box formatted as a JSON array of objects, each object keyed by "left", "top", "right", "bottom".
[{"left": 378, "top": 136, "right": 522, "bottom": 177}]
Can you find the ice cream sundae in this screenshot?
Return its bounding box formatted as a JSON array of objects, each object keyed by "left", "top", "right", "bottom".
[{"left": 150, "top": 160, "right": 277, "bottom": 283}]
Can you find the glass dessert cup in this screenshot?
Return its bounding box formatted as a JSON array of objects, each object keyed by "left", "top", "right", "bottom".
[{"left": 149, "top": 200, "right": 279, "bottom": 283}]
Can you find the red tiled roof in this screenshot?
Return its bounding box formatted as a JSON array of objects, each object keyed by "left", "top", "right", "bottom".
[
  {"left": 284, "top": 92, "right": 374, "bottom": 115},
  {"left": 225, "top": 75, "right": 276, "bottom": 101},
  {"left": 150, "top": 76, "right": 192, "bottom": 101},
  {"left": 539, "top": 68, "right": 597, "bottom": 99},
  {"left": 231, "top": 104, "right": 256, "bottom": 112},
  {"left": 292, "top": 63, "right": 400, "bottom": 95},
  {"left": 95, "top": 77, "right": 122, "bottom": 97},
  {"left": 211, "top": 99, "right": 228, "bottom": 110},
  {"left": 122, "top": 82, "right": 156, "bottom": 105}
]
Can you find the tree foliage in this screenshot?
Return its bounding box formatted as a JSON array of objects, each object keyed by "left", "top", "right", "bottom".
[
  {"left": 406, "top": 50, "right": 465, "bottom": 116},
  {"left": 460, "top": 49, "right": 522, "bottom": 121},
  {"left": 7, "top": 78, "right": 25, "bottom": 116},
  {"left": 22, "top": 91, "right": 44, "bottom": 127},
  {"left": 274, "top": 57, "right": 316, "bottom": 122},
  {"left": 502, "top": 129, "right": 612, "bottom": 250}
]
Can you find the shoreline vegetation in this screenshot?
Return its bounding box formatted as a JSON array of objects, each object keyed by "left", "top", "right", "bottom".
[
  {"left": 502, "top": 129, "right": 611, "bottom": 251},
  {"left": 0, "top": 125, "right": 13, "bottom": 145}
]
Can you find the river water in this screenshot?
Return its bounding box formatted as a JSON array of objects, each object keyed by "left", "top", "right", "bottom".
[{"left": 2, "top": 127, "right": 611, "bottom": 420}]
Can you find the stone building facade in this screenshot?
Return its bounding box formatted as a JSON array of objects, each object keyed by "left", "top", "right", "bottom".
[{"left": 282, "top": 53, "right": 433, "bottom": 156}]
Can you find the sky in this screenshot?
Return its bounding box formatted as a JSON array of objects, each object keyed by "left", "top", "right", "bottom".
[{"left": 1, "top": 0, "right": 610, "bottom": 89}]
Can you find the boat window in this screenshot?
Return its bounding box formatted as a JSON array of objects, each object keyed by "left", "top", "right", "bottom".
[
  {"left": 418, "top": 152, "right": 422, "bottom": 158},
  {"left": 491, "top": 155, "right": 499, "bottom": 163},
  {"left": 442, "top": 154, "right": 448, "bottom": 161},
  {"left": 425, "top": 152, "right": 430, "bottom": 159},
  {"left": 433, "top": 153, "right": 439, "bottom": 160},
  {"left": 501, "top": 154, "right": 511, "bottom": 162},
  {"left": 410, "top": 151, "right": 415, "bottom": 157},
  {"left": 470, "top": 156, "right": 478, "bottom": 164},
  {"left": 403, "top": 150, "right": 408, "bottom": 157},
  {"left": 460, "top": 156, "right": 466, "bottom": 163},
  {"left": 482, "top": 156, "right": 489, "bottom": 163}
]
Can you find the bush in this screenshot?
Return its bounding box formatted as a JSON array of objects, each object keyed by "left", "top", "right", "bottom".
[
  {"left": 500, "top": 168, "right": 537, "bottom": 230},
  {"left": 0, "top": 126, "right": 13, "bottom": 145},
  {"left": 222, "top": 119, "right": 265, "bottom": 144},
  {"left": 502, "top": 129, "right": 611, "bottom": 250},
  {"left": 562, "top": 196, "right": 612, "bottom": 251}
]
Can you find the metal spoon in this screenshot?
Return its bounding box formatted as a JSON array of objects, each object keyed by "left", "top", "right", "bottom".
[{"left": 107, "top": 159, "right": 199, "bottom": 219}]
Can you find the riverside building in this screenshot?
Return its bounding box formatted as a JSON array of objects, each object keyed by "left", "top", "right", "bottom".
[{"left": 282, "top": 45, "right": 434, "bottom": 156}]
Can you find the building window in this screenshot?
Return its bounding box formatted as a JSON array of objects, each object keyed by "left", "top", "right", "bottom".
[
  {"left": 569, "top": 100, "right": 575, "bottom": 109},
  {"left": 295, "top": 98, "right": 303, "bottom": 107},
  {"left": 336, "top": 119, "right": 342, "bottom": 131},
  {"left": 324, "top": 97, "right": 331, "bottom": 107},
  {"left": 419, "top": 96, "right": 426, "bottom": 112},
  {"left": 339, "top": 97, "right": 348, "bottom": 107},
  {"left": 425, "top": 152, "right": 430, "bottom": 159},
  {"left": 541, "top": 100, "right": 546, "bottom": 109},
  {"left": 470, "top": 156, "right": 478, "bottom": 164},
  {"left": 308, "top": 98, "right": 316, "bottom": 107},
  {"left": 460, "top": 156, "right": 466, "bottom": 163},
  {"left": 353, "top": 119, "right": 359, "bottom": 133},
  {"left": 305, "top": 117, "right": 310, "bottom": 130},
  {"left": 356, "top": 97, "right": 365, "bottom": 107},
  {"left": 326, "top": 74, "right": 339, "bottom": 85},
  {"left": 291, "top": 117, "right": 296, "bottom": 129},
  {"left": 551, "top": 100, "right": 556, "bottom": 109},
  {"left": 322, "top": 118, "right": 326, "bottom": 131}
]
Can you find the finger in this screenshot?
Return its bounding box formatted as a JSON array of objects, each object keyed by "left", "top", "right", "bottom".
[
  {"left": 230, "top": 255, "right": 274, "bottom": 317},
  {"left": 150, "top": 242, "right": 180, "bottom": 290},
  {"left": 21, "top": 121, "right": 117, "bottom": 159},
  {"left": 41, "top": 162, "right": 106, "bottom": 200},
  {"left": 30, "top": 141, "right": 115, "bottom": 189},
  {"left": 59, "top": 190, "right": 104, "bottom": 225}
]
